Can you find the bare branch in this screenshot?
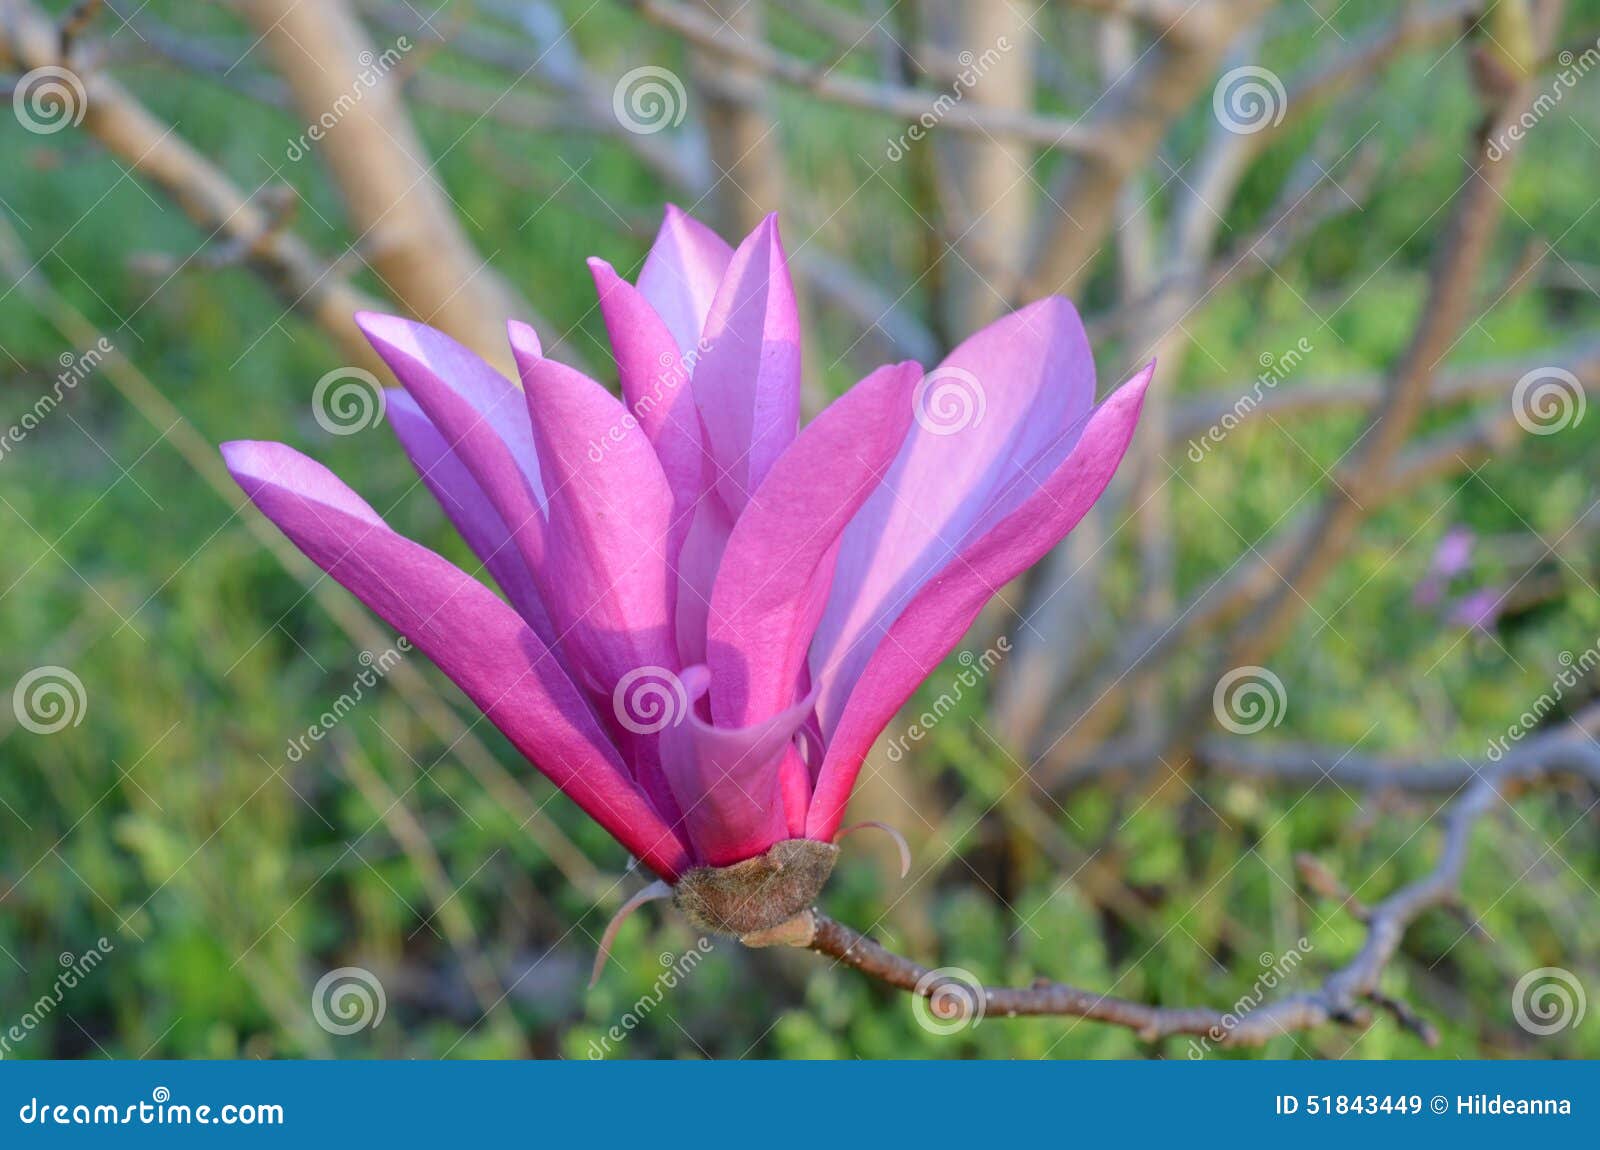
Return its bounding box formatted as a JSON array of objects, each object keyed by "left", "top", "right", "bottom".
[
  {"left": 237, "top": 0, "right": 566, "bottom": 376},
  {"left": 624, "top": 0, "right": 1105, "bottom": 151},
  {"left": 0, "top": 0, "right": 386, "bottom": 374},
  {"left": 1170, "top": 338, "right": 1600, "bottom": 439},
  {"left": 811, "top": 729, "right": 1600, "bottom": 1045}
]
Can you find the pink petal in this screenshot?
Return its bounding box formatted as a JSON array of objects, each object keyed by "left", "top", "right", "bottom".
[
  {"left": 805, "top": 363, "right": 1153, "bottom": 839},
  {"left": 508, "top": 322, "right": 678, "bottom": 696},
  {"left": 637, "top": 203, "right": 733, "bottom": 355},
  {"left": 355, "top": 312, "right": 549, "bottom": 578},
  {"left": 385, "top": 390, "right": 553, "bottom": 641},
  {"left": 222, "top": 440, "right": 691, "bottom": 880},
  {"left": 707, "top": 361, "right": 920, "bottom": 728},
  {"left": 673, "top": 494, "right": 736, "bottom": 669},
  {"left": 588, "top": 257, "right": 704, "bottom": 557},
  {"left": 809, "top": 298, "right": 1098, "bottom": 735},
  {"left": 659, "top": 666, "right": 810, "bottom": 866},
  {"left": 690, "top": 214, "right": 801, "bottom": 515}
]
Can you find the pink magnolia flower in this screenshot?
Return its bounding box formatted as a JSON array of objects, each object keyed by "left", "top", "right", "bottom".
[{"left": 223, "top": 207, "right": 1151, "bottom": 941}]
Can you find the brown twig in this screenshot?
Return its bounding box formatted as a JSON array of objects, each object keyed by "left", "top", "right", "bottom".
[
  {"left": 625, "top": 0, "right": 1106, "bottom": 151},
  {"left": 0, "top": 0, "right": 387, "bottom": 374},
  {"left": 810, "top": 732, "right": 1600, "bottom": 1046}
]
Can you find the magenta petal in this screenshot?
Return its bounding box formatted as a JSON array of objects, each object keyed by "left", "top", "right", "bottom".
[
  {"left": 637, "top": 203, "right": 733, "bottom": 355},
  {"left": 707, "top": 361, "right": 920, "bottom": 728},
  {"left": 355, "top": 312, "right": 548, "bottom": 576},
  {"left": 386, "top": 390, "right": 553, "bottom": 641},
  {"left": 222, "top": 440, "right": 691, "bottom": 880},
  {"left": 588, "top": 257, "right": 704, "bottom": 554},
  {"left": 690, "top": 214, "right": 801, "bottom": 515},
  {"left": 805, "top": 364, "right": 1154, "bottom": 840},
  {"left": 660, "top": 666, "right": 809, "bottom": 867},
  {"left": 673, "top": 494, "right": 735, "bottom": 669},
  {"left": 809, "top": 298, "right": 1098, "bottom": 734},
  {"left": 509, "top": 323, "right": 678, "bottom": 696}
]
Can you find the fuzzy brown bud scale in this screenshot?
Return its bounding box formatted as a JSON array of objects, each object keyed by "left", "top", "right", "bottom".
[{"left": 671, "top": 839, "right": 838, "bottom": 945}]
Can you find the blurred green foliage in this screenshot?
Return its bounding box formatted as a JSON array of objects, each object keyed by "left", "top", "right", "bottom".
[{"left": 0, "top": 0, "right": 1596, "bottom": 1060}]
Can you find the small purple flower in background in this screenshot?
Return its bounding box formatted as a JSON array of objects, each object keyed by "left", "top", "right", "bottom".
[
  {"left": 1446, "top": 587, "right": 1507, "bottom": 632},
  {"left": 223, "top": 206, "right": 1151, "bottom": 970},
  {"left": 1413, "top": 525, "right": 1505, "bottom": 633},
  {"left": 1413, "top": 525, "right": 1476, "bottom": 608}
]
